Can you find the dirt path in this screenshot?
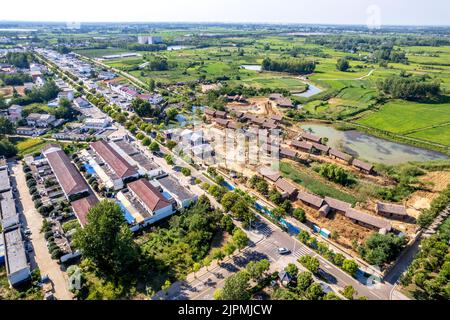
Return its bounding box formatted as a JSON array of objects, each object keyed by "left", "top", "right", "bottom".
[
  {"left": 316, "top": 69, "right": 375, "bottom": 81},
  {"left": 11, "top": 163, "right": 73, "bottom": 300}
]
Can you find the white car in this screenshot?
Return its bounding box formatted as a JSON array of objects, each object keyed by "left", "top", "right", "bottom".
[{"left": 278, "top": 248, "right": 291, "bottom": 255}]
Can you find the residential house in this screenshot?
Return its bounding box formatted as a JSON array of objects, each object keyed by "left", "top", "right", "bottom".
[
  {"left": 345, "top": 208, "right": 392, "bottom": 232},
  {"left": 127, "top": 179, "right": 174, "bottom": 225},
  {"left": 7, "top": 105, "right": 22, "bottom": 122},
  {"left": 375, "top": 202, "right": 409, "bottom": 221},
  {"left": 329, "top": 149, "right": 353, "bottom": 164},
  {"left": 352, "top": 159, "right": 375, "bottom": 175},
  {"left": 157, "top": 176, "right": 198, "bottom": 209},
  {"left": 275, "top": 178, "right": 298, "bottom": 199},
  {"left": 300, "top": 132, "right": 322, "bottom": 144}
]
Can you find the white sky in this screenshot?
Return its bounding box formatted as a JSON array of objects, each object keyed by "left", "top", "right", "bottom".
[{"left": 1, "top": 0, "right": 450, "bottom": 26}]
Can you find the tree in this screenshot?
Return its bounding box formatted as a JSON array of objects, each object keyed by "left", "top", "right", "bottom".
[
  {"left": 221, "top": 192, "right": 239, "bottom": 212},
  {"left": 336, "top": 57, "right": 350, "bottom": 71},
  {"left": 358, "top": 233, "right": 407, "bottom": 266},
  {"left": 272, "top": 288, "right": 299, "bottom": 300},
  {"left": 323, "top": 292, "right": 341, "bottom": 300},
  {"left": 192, "top": 262, "right": 202, "bottom": 278},
  {"left": 211, "top": 248, "right": 225, "bottom": 263},
  {"left": 297, "top": 271, "right": 313, "bottom": 292},
  {"left": 0, "top": 117, "right": 15, "bottom": 136},
  {"left": 293, "top": 208, "right": 306, "bottom": 223},
  {"left": 165, "top": 108, "right": 178, "bottom": 121},
  {"left": 149, "top": 141, "right": 160, "bottom": 153},
  {"left": 246, "top": 259, "right": 270, "bottom": 282},
  {"left": 132, "top": 98, "right": 153, "bottom": 117},
  {"left": 0, "top": 139, "right": 17, "bottom": 158},
  {"left": 285, "top": 263, "right": 299, "bottom": 279},
  {"left": 341, "top": 285, "right": 356, "bottom": 300},
  {"left": 181, "top": 167, "right": 191, "bottom": 176},
  {"left": 166, "top": 140, "right": 177, "bottom": 150},
  {"left": 162, "top": 280, "right": 171, "bottom": 294},
  {"left": 217, "top": 271, "right": 251, "bottom": 300},
  {"left": 142, "top": 137, "right": 151, "bottom": 146},
  {"left": 299, "top": 255, "right": 320, "bottom": 274},
  {"left": 342, "top": 259, "right": 359, "bottom": 277},
  {"left": 305, "top": 283, "right": 325, "bottom": 300},
  {"left": 232, "top": 228, "right": 249, "bottom": 251},
  {"left": 73, "top": 200, "right": 139, "bottom": 277},
  {"left": 224, "top": 242, "right": 237, "bottom": 256}
]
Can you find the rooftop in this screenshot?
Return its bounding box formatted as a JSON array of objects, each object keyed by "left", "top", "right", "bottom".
[
  {"left": 275, "top": 178, "right": 298, "bottom": 196},
  {"left": 258, "top": 166, "right": 281, "bottom": 182},
  {"left": 324, "top": 196, "right": 351, "bottom": 212},
  {"left": 329, "top": 149, "right": 353, "bottom": 162},
  {"left": 127, "top": 178, "right": 172, "bottom": 213},
  {"left": 91, "top": 140, "right": 138, "bottom": 179},
  {"left": 297, "top": 190, "right": 324, "bottom": 208},
  {"left": 352, "top": 159, "right": 374, "bottom": 172},
  {"left": 45, "top": 149, "right": 89, "bottom": 198},
  {"left": 158, "top": 176, "right": 196, "bottom": 202},
  {"left": 376, "top": 202, "right": 408, "bottom": 216},
  {"left": 0, "top": 169, "right": 11, "bottom": 192},
  {"left": 3, "top": 227, "right": 28, "bottom": 275},
  {"left": 345, "top": 208, "right": 392, "bottom": 231},
  {"left": 300, "top": 132, "right": 322, "bottom": 143},
  {"left": 71, "top": 193, "right": 99, "bottom": 227}
]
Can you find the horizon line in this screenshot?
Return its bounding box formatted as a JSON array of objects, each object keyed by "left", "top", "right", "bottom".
[{"left": 1, "top": 20, "right": 450, "bottom": 28}]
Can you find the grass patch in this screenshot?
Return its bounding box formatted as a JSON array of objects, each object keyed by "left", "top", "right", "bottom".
[{"left": 280, "top": 162, "right": 358, "bottom": 204}]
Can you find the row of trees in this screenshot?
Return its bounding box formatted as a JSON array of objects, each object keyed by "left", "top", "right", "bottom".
[
  {"left": 0, "top": 72, "right": 33, "bottom": 86},
  {"left": 400, "top": 215, "right": 450, "bottom": 300},
  {"left": 358, "top": 233, "right": 407, "bottom": 267},
  {"left": 261, "top": 57, "right": 316, "bottom": 75},
  {"left": 376, "top": 76, "right": 441, "bottom": 101}
]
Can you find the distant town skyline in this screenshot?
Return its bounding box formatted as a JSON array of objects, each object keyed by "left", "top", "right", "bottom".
[{"left": 2, "top": 0, "right": 450, "bottom": 26}]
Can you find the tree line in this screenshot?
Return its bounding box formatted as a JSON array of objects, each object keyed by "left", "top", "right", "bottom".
[
  {"left": 377, "top": 76, "right": 441, "bottom": 101},
  {"left": 262, "top": 57, "right": 316, "bottom": 75}
]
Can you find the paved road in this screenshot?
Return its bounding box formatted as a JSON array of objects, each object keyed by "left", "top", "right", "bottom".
[{"left": 10, "top": 162, "right": 73, "bottom": 300}]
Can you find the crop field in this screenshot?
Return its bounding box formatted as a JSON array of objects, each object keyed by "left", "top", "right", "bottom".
[{"left": 356, "top": 100, "right": 450, "bottom": 135}]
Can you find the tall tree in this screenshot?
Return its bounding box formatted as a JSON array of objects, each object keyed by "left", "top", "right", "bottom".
[{"left": 73, "top": 200, "right": 139, "bottom": 277}]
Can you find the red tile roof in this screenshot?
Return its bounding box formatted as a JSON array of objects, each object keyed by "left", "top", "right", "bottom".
[
  {"left": 71, "top": 194, "right": 99, "bottom": 227},
  {"left": 45, "top": 150, "right": 89, "bottom": 198},
  {"left": 128, "top": 178, "right": 172, "bottom": 213},
  {"left": 91, "top": 140, "right": 138, "bottom": 179}
]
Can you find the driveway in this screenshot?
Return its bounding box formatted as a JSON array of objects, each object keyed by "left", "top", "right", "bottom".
[{"left": 11, "top": 162, "right": 73, "bottom": 300}]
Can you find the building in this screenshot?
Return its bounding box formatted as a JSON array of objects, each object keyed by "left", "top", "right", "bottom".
[
  {"left": 7, "top": 105, "right": 22, "bottom": 122},
  {"left": 2, "top": 227, "right": 31, "bottom": 287},
  {"left": 0, "top": 190, "right": 20, "bottom": 230},
  {"left": 83, "top": 118, "right": 111, "bottom": 130},
  {"left": 329, "top": 149, "right": 353, "bottom": 164},
  {"left": 258, "top": 166, "right": 281, "bottom": 183},
  {"left": 138, "top": 36, "right": 163, "bottom": 45},
  {"left": 16, "top": 127, "right": 47, "bottom": 137},
  {"left": 26, "top": 113, "right": 56, "bottom": 128},
  {"left": 280, "top": 147, "right": 297, "bottom": 160},
  {"left": 375, "top": 202, "right": 409, "bottom": 221},
  {"left": 352, "top": 159, "right": 374, "bottom": 174},
  {"left": 0, "top": 167, "right": 11, "bottom": 193},
  {"left": 290, "top": 140, "right": 314, "bottom": 153},
  {"left": 275, "top": 178, "right": 298, "bottom": 199},
  {"left": 345, "top": 208, "right": 392, "bottom": 232},
  {"left": 269, "top": 94, "right": 293, "bottom": 108},
  {"left": 157, "top": 176, "right": 198, "bottom": 209},
  {"left": 90, "top": 140, "right": 139, "bottom": 190},
  {"left": 43, "top": 145, "right": 89, "bottom": 201},
  {"left": 58, "top": 88, "right": 74, "bottom": 101},
  {"left": 311, "top": 142, "right": 330, "bottom": 155},
  {"left": 74, "top": 97, "right": 91, "bottom": 108},
  {"left": 297, "top": 190, "right": 325, "bottom": 210},
  {"left": 127, "top": 179, "right": 173, "bottom": 224},
  {"left": 71, "top": 194, "right": 99, "bottom": 228},
  {"left": 324, "top": 196, "right": 351, "bottom": 214},
  {"left": 300, "top": 132, "right": 322, "bottom": 144}
]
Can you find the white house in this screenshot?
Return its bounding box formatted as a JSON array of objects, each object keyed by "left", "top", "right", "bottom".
[{"left": 8, "top": 105, "right": 22, "bottom": 122}]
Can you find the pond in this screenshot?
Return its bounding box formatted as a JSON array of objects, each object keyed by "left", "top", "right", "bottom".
[
  {"left": 293, "top": 83, "right": 323, "bottom": 98},
  {"left": 301, "top": 124, "right": 449, "bottom": 165},
  {"left": 240, "top": 64, "right": 262, "bottom": 71}
]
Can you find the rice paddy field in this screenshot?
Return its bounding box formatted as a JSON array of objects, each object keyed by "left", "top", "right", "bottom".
[{"left": 73, "top": 33, "right": 450, "bottom": 151}]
